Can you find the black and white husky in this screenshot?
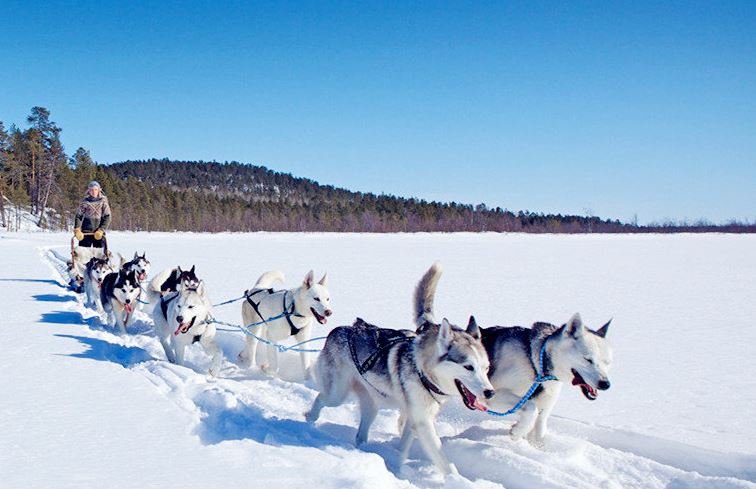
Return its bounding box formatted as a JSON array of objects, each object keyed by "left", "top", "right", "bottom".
[
  {"left": 306, "top": 263, "right": 493, "bottom": 476},
  {"left": 238, "top": 270, "right": 332, "bottom": 377},
  {"left": 152, "top": 281, "right": 222, "bottom": 376},
  {"left": 120, "top": 252, "right": 151, "bottom": 284},
  {"left": 480, "top": 314, "right": 613, "bottom": 446},
  {"left": 100, "top": 269, "right": 141, "bottom": 334},
  {"left": 83, "top": 256, "right": 116, "bottom": 310}
]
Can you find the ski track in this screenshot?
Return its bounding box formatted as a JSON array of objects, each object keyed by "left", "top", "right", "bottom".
[{"left": 29, "top": 241, "right": 755, "bottom": 489}]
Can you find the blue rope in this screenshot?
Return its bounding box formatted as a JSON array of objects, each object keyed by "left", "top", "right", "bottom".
[
  {"left": 211, "top": 295, "right": 247, "bottom": 307},
  {"left": 486, "top": 339, "right": 558, "bottom": 417},
  {"left": 208, "top": 317, "right": 326, "bottom": 353}
]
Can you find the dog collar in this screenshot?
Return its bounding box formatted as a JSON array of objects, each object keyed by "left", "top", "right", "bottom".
[{"left": 417, "top": 369, "right": 447, "bottom": 401}]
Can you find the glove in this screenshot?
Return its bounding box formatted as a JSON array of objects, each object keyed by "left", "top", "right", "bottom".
[
  {"left": 94, "top": 229, "right": 104, "bottom": 241},
  {"left": 74, "top": 228, "right": 84, "bottom": 241}
]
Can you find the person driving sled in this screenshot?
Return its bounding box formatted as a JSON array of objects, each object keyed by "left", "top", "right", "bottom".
[{"left": 73, "top": 180, "right": 111, "bottom": 248}]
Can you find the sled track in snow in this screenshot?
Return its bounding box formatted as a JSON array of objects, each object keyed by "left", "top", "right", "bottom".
[{"left": 39, "top": 246, "right": 756, "bottom": 489}]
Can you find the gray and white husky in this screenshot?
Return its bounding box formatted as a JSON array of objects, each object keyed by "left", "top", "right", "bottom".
[
  {"left": 306, "top": 263, "right": 493, "bottom": 476},
  {"left": 238, "top": 270, "right": 332, "bottom": 377},
  {"left": 83, "top": 256, "right": 117, "bottom": 310},
  {"left": 152, "top": 281, "right": 222, "bottom": 376},
  {"left": 480, "top": 314, "right": 613, "bottom": 446},
  {"left": 100, "top": 269, "right": 141, "bottom": 334}
]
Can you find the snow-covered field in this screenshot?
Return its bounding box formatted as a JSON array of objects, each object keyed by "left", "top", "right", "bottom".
[{"left": 1, "top": 231, "right": 755, "bottom": 488}]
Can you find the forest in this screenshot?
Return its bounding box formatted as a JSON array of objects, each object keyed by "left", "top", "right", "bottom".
[{"left": 1, "top": 107, "right": 753, "bottom": 233}]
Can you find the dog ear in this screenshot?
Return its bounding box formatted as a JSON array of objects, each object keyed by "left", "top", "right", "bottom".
[
  {"left": 466, "top": 315, "right": 481, "bottom": 340},
  {"left": 596, "top": 319, "right": 611, "bottom": 338},
  {"left": 318, "top": 272, "right": 328, "bottom": 287},
  {"left": 564, "top": 313, "right": 584, "bottom": 337},
  {"left": 190, "top": 265, "right": 195, "bottom": 274},
  {"left": 177, "top": 266, "right": 183, "bottom": 275},
  {"left": 118, "top": 253, "right": 125, "bottom": 267},
  {"left": 438, "top": 318, "right": 452, "bottom": 351},
  {"left": 303, "top": 270, "right": 315, "bottom": 289},
  {"left": 133, "top": 251, "right": 139, "bottom": 259},
  {"left": 196, "top": 280, "right": 205, "bottom": 296}
]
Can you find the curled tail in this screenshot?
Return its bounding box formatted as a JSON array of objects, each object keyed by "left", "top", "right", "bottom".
[
  {"left": 414, "top": 262, "right": 442, "bottom": 328},
  {"left": 254, "top": 271, "right": 285, "bottom": 289}
]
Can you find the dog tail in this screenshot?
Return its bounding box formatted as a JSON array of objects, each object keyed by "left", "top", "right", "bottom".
[
  {"left": 148, "top": 267, "right": 174, "bottom": 293},
  {"left": 414, "top": 262, "right": 442, "bottom": 329},
  {"left": 254, "top": 271, "right": 285, "bottom": 289}
]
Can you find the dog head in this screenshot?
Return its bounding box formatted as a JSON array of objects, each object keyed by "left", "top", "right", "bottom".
[
  {"left": 171, "top": 281, "right": 210, "bottom": 336},
  {"left": 298, "top": 270, "right": 332, "bottom": 325},
  {"left": 124, "top": 252, "right": 151, "bottom": 282},
  {"left": 552, "top": 313, "right": 613, "bottom": 401},
  {"left": 113, "top": 269, "right": 140, "bottom": 313},
  {"left": 88, "top": 257, "right": 114, "bottom": 288},
  {"left": 417, "top": 316, "right": 494, "bottom": 411},
  {"left": 176, "top": 265, "right": 201, "bottom": 291}
]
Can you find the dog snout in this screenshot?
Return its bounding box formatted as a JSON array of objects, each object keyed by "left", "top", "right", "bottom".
[
  {"left": 597, "top": 379, "right": 611, "bottom": 391},
  {"left": 176, "top": 315, "right": 184, "bottom": 324},
  {"left": 324, "top": 309, "right": 332, "bottom": 317},
  {"left": 483, "top": 389, "right": 495, "bottom": 400}
]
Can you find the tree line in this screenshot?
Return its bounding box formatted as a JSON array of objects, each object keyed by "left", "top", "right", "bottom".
[{"left": 1, "top": 107, "right": 753, "bottom": 233}]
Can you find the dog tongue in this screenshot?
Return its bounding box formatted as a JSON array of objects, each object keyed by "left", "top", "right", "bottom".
[
  {"left": 173, "top": 324, "right": 188, "bottom": 336},
  {"left": 124, "top": 303, "right": 133, "bottom": 313},
  {"left": 472, "top": 397, "right": 487, "bottom": 411}
]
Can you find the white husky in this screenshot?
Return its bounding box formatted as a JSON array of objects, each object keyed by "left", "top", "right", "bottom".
[
  {"left": 152, "top": 281, "right": 222, "bottom": 376},
  {"left": 480, "top": 314, "right": 613, "bottom": 446},
  {"left": 306, "top": 263, "right": 494, "bottom": 476},
  {"left": 238, "top": 270, "right": 332, "bottom": 377}
]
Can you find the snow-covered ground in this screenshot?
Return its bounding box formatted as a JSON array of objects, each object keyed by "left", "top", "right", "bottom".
[{"left": 1, "top": 231, "right": 755, "bottom": 488}]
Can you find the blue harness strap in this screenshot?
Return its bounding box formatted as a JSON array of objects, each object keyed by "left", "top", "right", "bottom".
[{"left": 486, "top": 336, "right": 559, "bottom": 417}]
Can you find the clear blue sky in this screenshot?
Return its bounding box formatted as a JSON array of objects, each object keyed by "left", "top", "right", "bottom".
[{"left": 1, "top": 1, "right": 754, "bottom": 224}]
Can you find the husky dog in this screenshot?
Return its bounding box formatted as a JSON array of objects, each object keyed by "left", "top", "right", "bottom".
[
  {"left": 100, "top": 269, "right": 141, "bottom": 334},
  {"left": 120, "top": 252, "right": 151, "bottom": 284},
  {"left": 69, "top": 246, "right": 110, "bottom": 293},
  {"left": 238, "top": 270, "right": 332, "bottom": 377},
  {"left": 120, "top": 252, "right": 151, "bottom": 309},
  {"left": 152, "top": 281, "right": 222, "bottom": 376},
  {"left": 83, "top": 256, "right": 116, "bottom": 310},
  {"left": 306, "top": 263, "right": 493, "bottom": 476},
  {"left": 480, "top": 314, "right": 613, "bottom": 446}
]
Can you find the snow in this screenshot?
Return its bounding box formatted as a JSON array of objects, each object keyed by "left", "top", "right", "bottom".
[{"left": 1, "top": 231, "right": 754, "bottom": 488}]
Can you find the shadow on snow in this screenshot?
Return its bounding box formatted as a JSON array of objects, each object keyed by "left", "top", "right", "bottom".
[{"left": 54, "top": 333, "right": 154, "bottom": 368}]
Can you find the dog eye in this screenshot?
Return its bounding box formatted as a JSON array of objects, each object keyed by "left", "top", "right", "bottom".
[
  {"left": 584, "top": 356, "right": 594, "bottom": 364},
  {"left": 188, "top": 305, "right": 194, "bottom": 309},
  {"left": 464, "top": 365, "right": 474, "bottom": 372},
  {"left": 314, "top": 297, "right": 321, "bottom": 302}
]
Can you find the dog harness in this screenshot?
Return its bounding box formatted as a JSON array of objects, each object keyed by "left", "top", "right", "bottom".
[
  {"left": 485, "top": 332, "right": 559, "bottom": 417},
  {"left": 245, "top": 288, "right": 305, "bottom": 336},
  {"left": 347, "top": 321, "right": 447, "bottom": 401}
]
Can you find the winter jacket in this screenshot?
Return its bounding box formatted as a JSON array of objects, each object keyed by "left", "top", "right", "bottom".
[{"left": 74, "top": 194, "right": 112, "bottom": 232}]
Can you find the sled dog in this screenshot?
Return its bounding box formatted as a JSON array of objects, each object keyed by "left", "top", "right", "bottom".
[
  {"left": 306, "top": 263, "right": 493, "bottom": 476},
  {"left": 480, "top": 314, "right": 613, "bottom": 446},
  {"left": 119, "top": 252, "right": 151, "bottom": 309},
  {"left": 83, "top": 256, "right": 116, "bottom": 310},
  {"left": 100, "top": 268, "right": 141, "bottom": 334},
  {"left": 238, "top": 270, "right": 332, "bottom": 377},
  {"left": 152, "top": 281, "right": 222, "bottom": 376}
]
